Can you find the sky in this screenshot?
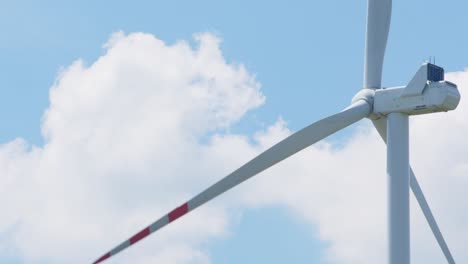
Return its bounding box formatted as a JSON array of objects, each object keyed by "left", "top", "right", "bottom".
[{"left": 0, "top": 0, "right": 467, "bottom": 264}]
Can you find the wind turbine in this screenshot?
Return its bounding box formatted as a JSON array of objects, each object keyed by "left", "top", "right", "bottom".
[{"left": 93, "top": 0, "right": 459, "bottom": 263}]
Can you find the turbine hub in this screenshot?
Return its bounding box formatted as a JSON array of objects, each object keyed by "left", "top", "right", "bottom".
[{"left": 352, "top": 88, "right": 379, "bottom": 119}]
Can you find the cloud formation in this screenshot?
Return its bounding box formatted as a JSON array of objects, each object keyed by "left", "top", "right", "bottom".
[
  {"left": 0, "top": 32, "right": 466, "bottom": 264},
  {"left": 0, "top": 32, "right": 263, "bottom": 264}
]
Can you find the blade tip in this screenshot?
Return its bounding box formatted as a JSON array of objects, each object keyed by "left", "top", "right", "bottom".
[{"left": 93, "top": 252, "right": 111, "bottom": 264}]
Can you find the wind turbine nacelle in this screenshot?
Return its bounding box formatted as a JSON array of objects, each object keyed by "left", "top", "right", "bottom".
[{"left": 373, "top": 63, "right": 460, "bottom": 117}]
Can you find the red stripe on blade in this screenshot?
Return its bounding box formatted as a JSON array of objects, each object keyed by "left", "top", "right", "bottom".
[
  {"left": 129, "top": 227, "right": 150, "bottom": 245},
  {"left": 93, "top": 252, "right": 111, "bottom": 264},
  {"left": 168, "top": 203, "right": 189, "bottom": 222}
]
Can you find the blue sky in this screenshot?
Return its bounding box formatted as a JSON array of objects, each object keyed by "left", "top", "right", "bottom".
[
  {"left": 0, "top": 1, "right": 467, "bottom": 263},
  {"left": 3, "top": 0, "right": 467, "bottom": 146}
]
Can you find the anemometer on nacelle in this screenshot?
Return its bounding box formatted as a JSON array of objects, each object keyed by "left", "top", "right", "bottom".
[{"left": 371, "top": 63, "right": 461, "bottom": 117}]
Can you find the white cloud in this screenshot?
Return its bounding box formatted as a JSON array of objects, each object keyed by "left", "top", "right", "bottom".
[
  {"left": 0, "top": 31, "right": 467, "bottom": 264},
  {"left": 0, "top": 32, "right": 263, "bottom": 264}
]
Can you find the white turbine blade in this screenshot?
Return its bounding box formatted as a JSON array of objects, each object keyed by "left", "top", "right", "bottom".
[
  {"left": 410, "top": 171, "right": 456, "bottom": 264},
  {"left": 372, "top": 118, "right": 456, "bottom": 264},
  {"left": 92, "top": 100, "right": 371, "bottom": 263},
  {"left": 364, "top": 0, "right": 392, "bottom": 88}
]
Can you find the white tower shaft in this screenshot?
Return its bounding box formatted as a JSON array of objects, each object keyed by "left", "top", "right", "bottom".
[{"left": 387, "top": 112, "right": 410, "bottom": 264}]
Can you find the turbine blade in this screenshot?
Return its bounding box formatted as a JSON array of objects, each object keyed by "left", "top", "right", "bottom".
[
  {"left": 409, "top": 170, "right": 456, "bottom": 264},
  {"left": 364, "top": 0, "right": 392, "bottom": 89},
  {"left": 372, "top": 118, "right": 456, "bottom": 264},
  {"left": 92, "top": 100, "right": 371, "bottom": 263}
]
